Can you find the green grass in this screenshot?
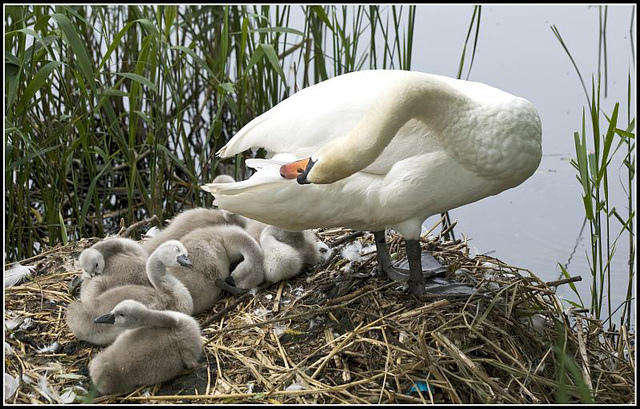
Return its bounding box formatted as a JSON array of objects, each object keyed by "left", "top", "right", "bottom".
[
  {"left": 551, "top": 14, "right": 636, "bottom": 329},
  {"left": 4, "top": 5, "right": 418, "bottom": 262}
]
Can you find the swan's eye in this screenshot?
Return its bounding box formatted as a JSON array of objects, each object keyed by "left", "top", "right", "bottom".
[{"left": 297, "top": 168, "right": 304, "bottom": 173}]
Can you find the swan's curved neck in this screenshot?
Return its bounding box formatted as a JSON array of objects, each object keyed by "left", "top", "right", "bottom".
[
  {"left": 310, "top": 75, "right": 463, "bottom": 183},
  {"left": 310, "top": 73, "right": 542, "bottom": 185}
]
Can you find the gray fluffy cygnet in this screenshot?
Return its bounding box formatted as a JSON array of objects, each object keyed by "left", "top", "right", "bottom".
[
  {"left": 142, "top": 208, "right": 237, "bottom": 253},
  {"left": 89, "top": 299, "right": 202, "bottom": 395},
  {"left": 66, "top": 240, "right": 194, "bottom": 345},
  {"left": 260, "top": 226, "right": 321, "bottom": 283},
  {"left": 169, "top": 224, "right": 265, "bottom": 314},
  {"left": 77, "top": 237, "right": 150, "bottom": 303}
]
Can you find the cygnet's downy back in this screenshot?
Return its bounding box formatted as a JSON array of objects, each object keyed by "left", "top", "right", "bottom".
[
  {"left": 142, "top": 208, "right": 236, "bottom": 253},
  {"left": 77, "top": 237, "right": 150, "bottom": 303},
  {"left": 89, "top": 300, "right": 202, "bottom": 395},
  {"left": 169, "top": 224, "right": 265, "bottom": 314},
  {"left": 66, "top": 240, "right": 194, "bottom": 345},
  {"left": 260, "top": 226, "right": 321, "bottom": 283}
]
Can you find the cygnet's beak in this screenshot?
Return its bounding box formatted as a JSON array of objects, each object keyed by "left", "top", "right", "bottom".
[
  {"left": 279, "top": 158, "right": 315, "bottom": 185},
  {"left": 177, "top": 254, "right": 192, "bottom": 267},
  {"left": 94, "top": 313, "right": 115, "bottom": 324}
]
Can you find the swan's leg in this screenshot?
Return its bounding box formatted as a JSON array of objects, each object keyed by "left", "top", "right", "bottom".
[
  {"left": 373, "top": 231, "right": 409, "bottom": 282},
  {"left": 405, "top": 239, "right": 426, "bottom": 295}
]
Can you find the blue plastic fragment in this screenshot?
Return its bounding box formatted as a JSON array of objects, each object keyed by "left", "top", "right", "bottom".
[{"left": 407, "top": 381, "right": 434, "bottom": 395}]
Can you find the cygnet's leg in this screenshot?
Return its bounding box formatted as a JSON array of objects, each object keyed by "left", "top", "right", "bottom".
[{"left": 373, "top": 231, "right": 409, "bottom": 282}]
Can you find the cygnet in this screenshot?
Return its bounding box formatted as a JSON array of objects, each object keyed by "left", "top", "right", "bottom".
[
  {"left": 142, "top": 208, "right": 235, "bottom": 253},
  {"left": 77, "top": 237, "right": 150, "bottom": 303},
  {"left": 89, "top": 299, "right": 202, "bottom": 395},
  {"left": 169, "top": 224, "right": 265, "bottom": 314},
  {"left": 66, "top": 240, "right": 193, "bottom": 345},
  {"left": 260, "top": 226, "right": 321, "bottom": 283}
]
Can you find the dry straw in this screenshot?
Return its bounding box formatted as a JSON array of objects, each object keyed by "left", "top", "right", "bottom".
[{"left": 4, "top": 226, "right": 635, "bottom": 404}]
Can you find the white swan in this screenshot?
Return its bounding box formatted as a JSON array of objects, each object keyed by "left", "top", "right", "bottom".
[{"left": 202, "top": 70, "right": 542, "bottom": 295}]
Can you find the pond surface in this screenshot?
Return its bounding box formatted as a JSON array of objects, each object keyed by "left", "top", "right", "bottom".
[{"left": 408, "top": 5, "right": 635, "bottom": 323}]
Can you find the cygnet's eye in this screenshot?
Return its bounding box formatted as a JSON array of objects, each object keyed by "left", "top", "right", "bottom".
[{"left": 117, "top": 313, "right": 125, "bottom": 317}]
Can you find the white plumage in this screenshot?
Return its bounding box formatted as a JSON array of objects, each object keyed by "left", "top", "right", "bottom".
[{"left": 202, "top": 70, "right": 542, "bottom": 241}]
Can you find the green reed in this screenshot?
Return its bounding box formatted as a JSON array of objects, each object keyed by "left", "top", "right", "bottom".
[
  {"left": 551, "top": 14, "right": 636, "bottom": 329},
  {"left": 5, "top": 5, "right": 416, "bottom": 262}
]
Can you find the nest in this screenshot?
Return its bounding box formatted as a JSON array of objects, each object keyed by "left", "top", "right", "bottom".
[{"left": 4, "top": 226, "right": 635, "bottom": 404}]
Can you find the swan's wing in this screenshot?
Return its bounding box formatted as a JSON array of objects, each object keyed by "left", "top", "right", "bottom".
[{"left": 217, "top": 70, "right": 402, "bottom": 159}]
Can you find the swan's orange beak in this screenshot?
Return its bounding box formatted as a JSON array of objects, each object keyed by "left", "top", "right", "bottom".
[
  {"left": 279, "top": 158, "right": 311, "bottom": 180},
  {"left": 280, "top": 157, "right": 316, "bottom": 184}
]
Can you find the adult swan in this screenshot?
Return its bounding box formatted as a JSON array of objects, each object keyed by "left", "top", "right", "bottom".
[{"left": 202, "top": 70, "right": 542, "bottom": 295}]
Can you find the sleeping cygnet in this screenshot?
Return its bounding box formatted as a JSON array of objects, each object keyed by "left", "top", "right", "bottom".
[
  {"left": 169, "top": 224, "right": 265, "bottom": 314},
  {"left": 260, "top": 226, "right": 321, "bottom": 283},
  {"left": 89, "top": 300, "right": 202, "bottom": 395},
  {"left": 66, "top": 240, "right": 194, "bottom": 345},
  {"left": 77, "top": 237, "right": 150, "bottom": 303},
  {"left": 142, "top": 208, "right": 237, "bottom": 253}
]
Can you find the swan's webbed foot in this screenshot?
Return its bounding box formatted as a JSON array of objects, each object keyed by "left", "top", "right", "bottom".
[
  {"left": 215, "top": 277, "right": 250, "bottom": 296},
  {"left": 393, "top": 251, "right": 448, "bottom": 279},
  {"left": 373, "top": 231, "right": 449, "bottom": 296}
]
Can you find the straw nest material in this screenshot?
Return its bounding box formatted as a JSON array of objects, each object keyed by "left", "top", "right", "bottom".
[{"left": 4, "top": 223, "right": 635, "bottom": 404}]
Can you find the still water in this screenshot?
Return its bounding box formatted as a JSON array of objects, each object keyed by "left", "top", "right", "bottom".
[
  {"left": 410, "top": 5, "right": 635, "bottom": 322},
  {"left": 287, "top": 5, "right": 636, "bottom": 322}
]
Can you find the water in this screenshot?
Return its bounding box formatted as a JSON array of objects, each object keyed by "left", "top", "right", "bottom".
[{"left": 407, "top": 5, "right": 635, "bottom": 323}]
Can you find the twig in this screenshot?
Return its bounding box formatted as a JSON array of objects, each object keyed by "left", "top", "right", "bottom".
[
  {"left": 330, "top": 231, "right": 366, "bottom": 247},
  {"left": 199, "top": 282, "right": 271, "bottom": 328},
  {"left": 118, "top": 215, "right": 159, "bottom": 238},
  {"left": 438, "top": 220, "right": 458, "bottom": 242},
  {"left": 545, "top": 275, "right": 582, "bottom": 287},
  {"left": 202, "top": 281, "right": 397, "bottom": 343}
]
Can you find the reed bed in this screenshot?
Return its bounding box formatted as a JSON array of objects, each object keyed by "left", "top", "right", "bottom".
[
  {"left": 552, "top": 7, "right": 636, "bottom": 330},
  {"left": 5, "top": 4, "right": 417, "bottom": 263},
  {"left": 5, "top": 226, "right": 634, "bottom": 404}
]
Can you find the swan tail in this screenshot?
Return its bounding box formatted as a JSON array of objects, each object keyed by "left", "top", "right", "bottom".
[{"left": 201, "top": 155, "right": 300, "bottom": 197}]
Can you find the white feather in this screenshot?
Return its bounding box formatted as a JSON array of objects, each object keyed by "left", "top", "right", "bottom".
[
  {"left": 4, "top": 263, "right": 35, "bottom": 288},
  {"left": 5, "top": 373, "right": 19, "bottom": 400}
]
